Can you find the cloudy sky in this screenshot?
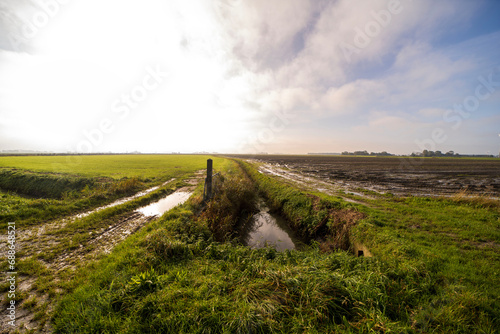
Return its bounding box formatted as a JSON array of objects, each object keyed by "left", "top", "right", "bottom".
[{"left": 0, "top": 0, "right": 499, "bottom": 155}]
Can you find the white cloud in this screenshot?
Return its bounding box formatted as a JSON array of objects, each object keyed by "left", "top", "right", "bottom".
[
  {"left": 320, "top": 79, "right": 388, "bottom": 115},
  {"left": 391, "top": 42, "right": 474, "bottom": 87},
  {"left": 214, "top": 0, "right": 315, "bottom": 70}
]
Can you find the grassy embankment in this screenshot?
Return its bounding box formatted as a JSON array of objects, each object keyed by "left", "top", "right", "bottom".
[
  {"left": 0, "top": 155, "right": 221, "bottom": 228},
  {"left": 49, "top": 158, "right": 499, "bottom": 333}
]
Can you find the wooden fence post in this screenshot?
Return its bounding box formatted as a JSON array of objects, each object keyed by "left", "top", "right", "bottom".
[{"left": 205, "top": 159, "right": 213, "bottom": 200}]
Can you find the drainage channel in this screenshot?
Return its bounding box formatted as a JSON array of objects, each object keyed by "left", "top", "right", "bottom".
[{"left": 239, "top": 198, "right": 305, "bottom": 251}]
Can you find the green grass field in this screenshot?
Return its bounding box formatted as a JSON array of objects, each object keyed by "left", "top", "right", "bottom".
[
  {"left": 0, "top": 154, "right": 223, "bottom": 179},
  {"left": 0, "top": 155, "right": 499, "bottom": 332},
  {"left": 0, "top": 155, "right": 227, "bottom": 228}
]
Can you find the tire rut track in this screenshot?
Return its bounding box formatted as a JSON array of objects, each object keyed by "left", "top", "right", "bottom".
[
  {"left": 49, "top": 212, "right": 154, "bottom": 272},
  {"left": 257, "top": 163, "right": 376, "bottom": 206}
]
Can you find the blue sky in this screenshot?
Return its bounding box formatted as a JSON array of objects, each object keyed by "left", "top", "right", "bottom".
[{"left": 0, "top": 0, "right": 499, "bottom": 155}]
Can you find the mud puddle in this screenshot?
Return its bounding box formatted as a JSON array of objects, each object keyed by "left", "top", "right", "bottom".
[
  {"left": 259, "top": 166, "right": 306, "bottom": 185},
  {"left": 136, "top": 191, "right": 192, "bottom": 217},
  {"left": 239, "top": 199, "right": 304, "bottom": 251},
  {"left": 76, "top": 178, "right": 175, "bottom": 218}
]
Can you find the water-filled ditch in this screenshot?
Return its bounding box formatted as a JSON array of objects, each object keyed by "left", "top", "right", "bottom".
[{"left": 238, "top": 198, "right": 305, "bottom": 251}]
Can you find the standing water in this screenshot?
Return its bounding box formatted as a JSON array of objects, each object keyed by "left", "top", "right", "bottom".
[
  {"left": 240, "top": 199, "right": 302, "bottom": 251},
  {"left": 136, "top": 191, "right": 192, "bottom": 217}
]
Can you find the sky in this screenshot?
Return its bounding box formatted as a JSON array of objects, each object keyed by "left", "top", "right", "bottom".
[{"left": 0, "top": 0, "right": 499, "bottom": 155}]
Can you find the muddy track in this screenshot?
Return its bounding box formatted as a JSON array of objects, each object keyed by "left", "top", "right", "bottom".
[
  {"left": 49, "top": 212, "right": 155, "bottom": 273},
  {"left": 258, "top": 163, "right": 376, "bottom": 206},
  {"left": 0, "top": 173, "right": 204, "bottom": 333},
  {"left": 11, "top": 179, "right": 176, "bottom": 258}
]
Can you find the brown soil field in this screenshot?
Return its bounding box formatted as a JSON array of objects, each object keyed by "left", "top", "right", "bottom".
[{"left": 232, "top": 155, "right": 500, "bottom": 197}]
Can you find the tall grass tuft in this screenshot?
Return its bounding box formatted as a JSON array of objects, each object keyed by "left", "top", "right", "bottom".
[
  {"left": 142, "top": 229, "right": 193, "bottom": 263},
  {"left": 109, "top": 177, "right": 143, "bottom": 195},
  {"left": 200, "top": 168, "right": 257, "bottom": 241},
  {"left": 450, "top": 188, "right": 500, "bottom": 209}
]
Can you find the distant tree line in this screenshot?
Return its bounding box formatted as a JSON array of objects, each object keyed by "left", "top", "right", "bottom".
[
  {"left": 340, "top": 150, "right": 496, "bottom": 158},
  {"left": 411, "top": 150, "right": 495, "bottom": 158},
  {"left": 411, "top": 150, "right": 456, "bottom": 157}
]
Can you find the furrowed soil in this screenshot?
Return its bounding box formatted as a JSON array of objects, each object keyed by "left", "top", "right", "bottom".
[{"left": 232, "top": 155, "right": 500, "bottom": 197}]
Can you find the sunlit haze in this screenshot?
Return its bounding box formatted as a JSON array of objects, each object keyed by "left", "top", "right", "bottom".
[{"left": 1, "top": 0, "right": 499, "bottom": 155}]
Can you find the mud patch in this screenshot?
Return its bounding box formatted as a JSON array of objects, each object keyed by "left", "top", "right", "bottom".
[
  {"left": 10, "top": 179, "right": 179, "bottom": 259},
  {"left": 50, "top": 212, "right": 155, "bottom": 272},
  {"left": 51, "top": 188, "right": 195, "bottom": 272},
  {"left": 238, "top": 155, "right": 500, "bottom": 197},
  {"left": 258, "top": 163, "right": 374, "bottom": 206},
  {"left": 467, "top": 240, "right": 500, "bottom": 250}
]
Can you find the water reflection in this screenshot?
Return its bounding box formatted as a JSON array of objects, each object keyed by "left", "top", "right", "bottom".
[
  {"left": 136, "top": 191, "right": 192, "bottom": 217},
  {"left": 239, "top": 199, "right": 303, "bottom": 251},
  {"left": 76, "top": 179, "right": 175, "bottom": 219}
]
